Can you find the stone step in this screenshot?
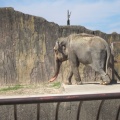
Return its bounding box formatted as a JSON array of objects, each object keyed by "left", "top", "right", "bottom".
[{"left": 63, "top": 82, "right": 120, "bottom": 95}]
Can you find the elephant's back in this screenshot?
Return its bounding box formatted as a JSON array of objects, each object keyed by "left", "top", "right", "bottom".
[
  {"left": 90, "top": 36, "right": 109, "bottom": 50},
  {"left": 69, "top": 33, "right": 95, "bottom": 45},
  {"left": 68, "top": 34, "right": 109, "bottom": 57},
  {"left": 69, "top": 33, "right": 108, "bottom": 48},
  {"left": 69, "top": 33, "right": 94, "bottom": 38}
]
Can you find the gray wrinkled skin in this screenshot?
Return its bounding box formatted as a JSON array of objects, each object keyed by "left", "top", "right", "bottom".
[{"left": 53, "top": 33, "right": 111, "bottom": 85}]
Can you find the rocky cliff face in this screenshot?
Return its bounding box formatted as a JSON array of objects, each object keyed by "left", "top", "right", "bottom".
[
  {"left": 0, "top": 7, "right": 60, "bottom": 85},
  {"left": 0, "top": 7, "right": 120, "bottom": 85}
]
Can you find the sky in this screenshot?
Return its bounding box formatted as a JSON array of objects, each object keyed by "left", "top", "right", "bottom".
[{"left": 0, "top": 0, "right": 120, "bottom": 34}]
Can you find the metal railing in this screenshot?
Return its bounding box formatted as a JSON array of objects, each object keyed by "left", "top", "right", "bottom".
[
  {"left": 0, "top": 92, "right": 120, "bottom": 120},
  {"left": 0, "top": 92, "right": 120, "bottom": 105}
]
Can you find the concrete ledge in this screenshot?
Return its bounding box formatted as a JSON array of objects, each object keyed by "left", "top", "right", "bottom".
[{"left": 63, "top": 82, "right": 120, "bottom": 94}]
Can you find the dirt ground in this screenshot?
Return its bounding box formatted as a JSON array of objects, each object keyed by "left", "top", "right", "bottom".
[{"left": 0, "top": 82, "right": 64, "bottom": 96}]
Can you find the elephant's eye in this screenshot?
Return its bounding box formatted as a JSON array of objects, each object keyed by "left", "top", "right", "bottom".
[
  {"left": 54, "top": 49, "right": 58, "bottom": 54},
  {"left": 54, "top": 49, "right": 57, "bottom": 52}
]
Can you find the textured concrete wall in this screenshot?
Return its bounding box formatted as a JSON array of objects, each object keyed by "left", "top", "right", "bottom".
[
  {"left": 0, "top": 7, "right": 59, "bottom": 85},
  {"left": 0, "top": 7, "right": 120, "bottom": 85},
  {"left": 0, "top": 100, "right": 119, "bottom": 120}
]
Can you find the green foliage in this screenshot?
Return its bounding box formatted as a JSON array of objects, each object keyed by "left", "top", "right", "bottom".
[
  {"left": 0, "top": 85, "right": 23, "bottom": 92},
  {"left": 50, "top": 82, "right": 61, "bottom": 89}
]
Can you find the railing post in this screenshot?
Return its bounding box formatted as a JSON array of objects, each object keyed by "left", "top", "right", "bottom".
[{"left": 14, "top": 104, "right": 17, "bottom": 120}]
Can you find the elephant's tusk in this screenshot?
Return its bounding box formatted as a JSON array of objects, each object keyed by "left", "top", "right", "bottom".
[{"left": 49, "top": 75, "right": 57, "bottom": 82}]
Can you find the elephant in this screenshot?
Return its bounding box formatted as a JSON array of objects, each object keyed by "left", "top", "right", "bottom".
[{"left": 49, "top": 33, "right": 111, "bottom": 85}]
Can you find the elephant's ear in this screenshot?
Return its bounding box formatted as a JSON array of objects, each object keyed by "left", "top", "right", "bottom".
[
  {"left": 58, "top": 41, "right": 65, "bottom": 49},
  {"left": 58, "top": 39, "right": 67, "bottom": 51},
  {"left": 59, "top": 39, "right": 66, "bottom": 47}
]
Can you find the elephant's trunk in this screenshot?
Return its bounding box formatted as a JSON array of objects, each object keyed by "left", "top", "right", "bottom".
[{"left": 49, "top": 59, "right": 61, "bottom": 82}]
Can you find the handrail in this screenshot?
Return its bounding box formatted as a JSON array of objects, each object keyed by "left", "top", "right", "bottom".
[{"left": 0, "top": 92, "right": 120, "bottom": 105}]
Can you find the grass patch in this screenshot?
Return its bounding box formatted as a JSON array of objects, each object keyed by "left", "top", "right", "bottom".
[
  {"left": 50, "top": 82, "right": 61, "bottom": 89},
  {"left": 0, "top": 85, "right": 23, "bottom": 92}
]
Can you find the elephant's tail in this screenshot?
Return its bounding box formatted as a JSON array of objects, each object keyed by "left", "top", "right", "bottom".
[{"left": 105, "top": 44, "right": 111, "bottom": 74}]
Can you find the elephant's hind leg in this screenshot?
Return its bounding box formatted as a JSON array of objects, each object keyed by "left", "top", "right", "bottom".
[
  {"left": 91, "top": 52, "right": 110, "bottom": 85},
  {"left": 91, "top": 64, "right": 110, "bottom": 85},
  {"left": 98, "top": 69, "right": 110, "bottom": 85}
]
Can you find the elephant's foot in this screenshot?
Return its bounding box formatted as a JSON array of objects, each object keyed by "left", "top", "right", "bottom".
[
  {"left": 100, "top": 74, "right": 111, "bottom": 85},
  {"left": 100, "top": 81, "right": 110, "bottom": 85},
  {"left": 76, "top": 81, "right": 82, "bottom": 85},
  {"left": 65, "top": 81, "right": 72, "bottom": 85}
]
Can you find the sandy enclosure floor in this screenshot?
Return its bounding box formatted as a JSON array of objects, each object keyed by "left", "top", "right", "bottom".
[
  {"left": 0, "top": 82, "right": 64, "bottom": 97},
  {"left": 0, "top": 81, "right": 119, "bottom": 97}
]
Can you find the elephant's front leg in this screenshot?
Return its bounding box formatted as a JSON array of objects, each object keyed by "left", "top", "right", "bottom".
[
  {"left": 66, "top": 68, "right": 73, "bottom": 85},
  {"left": 70, "top": 61, "right": 82, "bottom": 85}
]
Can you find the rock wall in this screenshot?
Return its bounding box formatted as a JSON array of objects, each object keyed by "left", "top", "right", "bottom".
[
  {"left": 0, "top": 7, "right": 120, "bottom": 85},
  {"left": 0, "top": 7, "right": 59, "bottom": 85}
]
